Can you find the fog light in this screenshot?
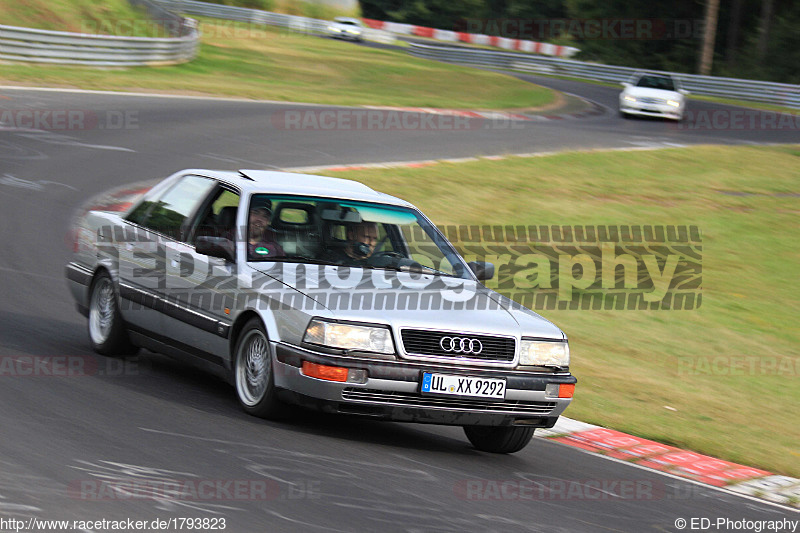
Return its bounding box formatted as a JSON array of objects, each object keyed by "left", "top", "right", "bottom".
[{"left": 346, "top": 369, "right": 368, "bottom": 384}]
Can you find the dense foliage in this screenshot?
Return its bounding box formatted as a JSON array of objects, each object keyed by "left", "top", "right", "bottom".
[{"left": 360, "top": 0, "right": 800, "bottom": 83}]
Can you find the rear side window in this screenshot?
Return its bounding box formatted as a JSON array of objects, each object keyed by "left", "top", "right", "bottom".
[{"left": 129, "top": 175, "right": 217, "bottom": 241}]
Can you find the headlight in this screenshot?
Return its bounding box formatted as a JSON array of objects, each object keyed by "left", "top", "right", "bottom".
[
  {"left": 328, "top": 26, "right": 339, "bottom": 31},
  {"left": 667, "top": 99, "right": 680, "bottom": 107},
  {"left": 304, "top": 319, "right": 395, "bottom": 355},
  {"left": 623, "top": 95, "right": 637, "bottom": 103},
  {"left": 519, "top": 340, "right": 569, "bottom": 367}
]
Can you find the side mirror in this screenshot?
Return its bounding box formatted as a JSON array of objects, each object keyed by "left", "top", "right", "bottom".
[
  {"left": 678, "top": 89, "right": 689, "bottom": 96},
  {"left": 467, "top": 261, "right": 495, "bottom": 281},
  {"left": 621, "top": 82, "right": 631, "bottom": 88},
  {"left": 196, "top": 236, "right": 235, "bottom": 262}
]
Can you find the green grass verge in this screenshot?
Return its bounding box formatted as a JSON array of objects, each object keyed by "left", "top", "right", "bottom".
[
  {"left": 323, "top": 144, "right": 800, "bottom": 477},
  {"left": 0, "top": 0, "right": 163, "bottom": 36},
  {"left": 0, "top": 18, "right": 555, "bottom": 109}
]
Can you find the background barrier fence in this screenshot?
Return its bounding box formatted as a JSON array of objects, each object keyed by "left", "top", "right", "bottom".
[
  {"left": 2, "top": 0, "right": 796, "bottom": 109},
  {"left": 408, "top": 43, "right": 800, "bottom": 109},
  {"left": 0, "top": 0, "right": 198, "bottom": 66}
]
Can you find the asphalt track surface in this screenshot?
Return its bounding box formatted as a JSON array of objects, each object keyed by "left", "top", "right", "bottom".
[{"left": 1, "top": 79, "right": 798, "bottom": 532}]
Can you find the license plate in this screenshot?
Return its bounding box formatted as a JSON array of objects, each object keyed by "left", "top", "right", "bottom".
[{"left": 421, "top": 373, "right": 506, "bottom": 400}]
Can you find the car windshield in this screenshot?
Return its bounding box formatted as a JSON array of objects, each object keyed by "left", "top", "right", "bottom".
[
  {"left": 246, "top": 194, "right": 469, "bottom": 278},
  {"left": 635, "top": 75, "right": 676, "bottom": 91}
]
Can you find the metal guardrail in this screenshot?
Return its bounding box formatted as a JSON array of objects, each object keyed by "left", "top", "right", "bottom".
[
  {"left": 0, "top": 0, "right": 198, "bottom": 66},
  {"left": 152, "top": 0, "right": 394, "bottom": 43},
  {"left": 408, "top": 43, "right": 800, "bottom": 110}
]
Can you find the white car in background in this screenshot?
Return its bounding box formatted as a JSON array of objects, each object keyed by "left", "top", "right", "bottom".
[
  {"left": 619, "top": 72, "right": 688, "bottom": 121},
  {"left": 326, "top": 17, "right": 365, "bottom": 42}
]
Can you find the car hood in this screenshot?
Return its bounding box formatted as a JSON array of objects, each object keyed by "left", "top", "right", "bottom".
[
  {"left": 624, "top": 87, "right": 683, "bottom": 100},
  {"left": 250, "top": 264, "right": 564, "bottom": 340}
]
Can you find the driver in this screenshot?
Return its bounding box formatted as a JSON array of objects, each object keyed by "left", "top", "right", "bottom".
[
  {"left": 345, "top": 221, "right": 378, "bottom": 260},
  {"left": 326, "top": 221, "right": 378, "bottom": 265}
]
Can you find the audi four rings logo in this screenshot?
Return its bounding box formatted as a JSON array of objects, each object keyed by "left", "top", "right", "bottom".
[{"left": 439, "top": 336, "right": 483, "bottom": 354}]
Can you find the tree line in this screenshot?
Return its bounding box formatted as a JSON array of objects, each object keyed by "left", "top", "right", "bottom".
[{"left": 360, "top": 0, "right": 799, "bottom": 84}]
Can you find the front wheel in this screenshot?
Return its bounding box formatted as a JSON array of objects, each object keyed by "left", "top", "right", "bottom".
[
  {"left": 463, "top": 426, "right": 535, "bottom": 454},
  {"left": 87, "top": 271, "right": 138, "bottom": 356},
  {"left": 234, "top": 318, "right": 283, "bottom": 419}
]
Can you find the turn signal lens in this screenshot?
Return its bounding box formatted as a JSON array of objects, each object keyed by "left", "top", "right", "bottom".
[
  {"left": 559, "top": 383, "right": 576, "bottom": 398},
  {"left": 301, "top": 361, "right": 349, "bottom": 382}
]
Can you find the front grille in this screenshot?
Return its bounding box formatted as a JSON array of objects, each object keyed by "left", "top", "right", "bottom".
[
  {"left": 342, "top": 388, "right": 556, "bottom": 415},
  {"left": 638, "top": 97, "right": 665, "bottom": 104},
  {"left": 400, "top": 329, "right": 515, "bottom": 362}
]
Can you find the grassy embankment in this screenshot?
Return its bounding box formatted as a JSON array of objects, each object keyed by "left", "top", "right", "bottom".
[
  {"left": 326, "top": 144, "right": 800, "bottom": 478},
  {"left": 0, "top": 15, "right": 556, "bottom": 109}
]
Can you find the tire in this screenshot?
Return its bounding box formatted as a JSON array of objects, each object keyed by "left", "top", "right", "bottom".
[
  {"left": 234, "top": 318, "right": 283, "bottom": 419},
  {"left": 463, "top": 426, "right": 535, "bottom": 454},
  {"left": 87, "top": 271, "right": 138, "bottom": 356}
]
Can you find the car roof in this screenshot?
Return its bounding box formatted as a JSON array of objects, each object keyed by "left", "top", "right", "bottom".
[
  {"left": 333, "top": 17, "right": 361, "bottom": 23},
  {"left": 633, "top": 72, "right": 676, "bottom": 81},
  {"left": 185, "top": 169, "right": 413, "bottom": 207}
]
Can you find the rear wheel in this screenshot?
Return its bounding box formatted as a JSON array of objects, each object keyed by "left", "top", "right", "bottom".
[
  {"left": 87, "top": 271, "right": 138, "bottom": 356},
  {"left": 234, "top": 318, "right": 283, "bottom": 419},
  {"left": 463, "top": 426, "right": 535, "bottom": 454}
]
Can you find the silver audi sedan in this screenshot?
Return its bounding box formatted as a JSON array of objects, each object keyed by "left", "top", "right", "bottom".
[{"left": 66, "top": 170, "right": 576, "bottom": 453}]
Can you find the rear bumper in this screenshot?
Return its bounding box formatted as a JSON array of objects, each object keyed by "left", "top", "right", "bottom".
[{"left": 273, "top": 342, "right": 575, "bottom": 427}]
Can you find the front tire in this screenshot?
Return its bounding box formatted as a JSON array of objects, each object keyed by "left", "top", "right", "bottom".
[
  {"left": 464, "top": 426, "right": 535, "bottom": 454},
  {"left": 87, "top": 271, "right": 138, "bottom": 356},
  {"left": 234, "top": 318, "right": 283, "bottom": 419}
]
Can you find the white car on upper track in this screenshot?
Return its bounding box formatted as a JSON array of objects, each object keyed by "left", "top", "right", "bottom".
[
  {"left": 326, "top": 17, "right": 365, "bottom": 42},
  {"left": 619, "top": 72, "right": 689, "bottom": 121}
]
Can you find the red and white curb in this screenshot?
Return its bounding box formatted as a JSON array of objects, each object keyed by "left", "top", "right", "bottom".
[
  {"left": 362, "top": 18, "right": 579, "bottom": 58},
  {"left": 361, "top": 98, "right": 606, "bottom": 123},
  {"left": 538, "top": 417, "right": 798, "bottom": 508}
]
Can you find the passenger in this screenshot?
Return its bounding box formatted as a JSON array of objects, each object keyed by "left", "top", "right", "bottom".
[{"left": 247, "top": 207, "right": 285, "bottom": 259}]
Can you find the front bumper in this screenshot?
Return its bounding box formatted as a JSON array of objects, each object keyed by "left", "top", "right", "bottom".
[
  {"left": 273, "top": 342, "right": 575, "bottom": 427},
  {"left": 620, "top": 101, "right": 683, "bottom": 120}
]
